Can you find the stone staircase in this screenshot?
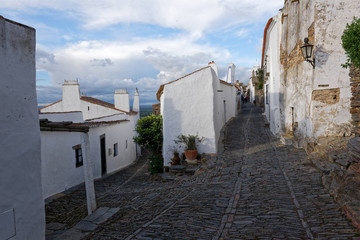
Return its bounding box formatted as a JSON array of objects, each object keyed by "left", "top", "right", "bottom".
[{"left": 280, "top": 133, "right": 294, "bottom": 145}]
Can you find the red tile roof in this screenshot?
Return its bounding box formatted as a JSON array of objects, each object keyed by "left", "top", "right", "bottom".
[
  {"left": 39, "top": 100, "right": 62, "bottom": 110},
  {"left": 40, "top": 119, "right": 129, "bottom": 132},
  {"left": 39, "top": 96, "right": 135, "bottom": 114},
  {"left": 86, "top": 113, "right": 124, "bottom": 121},
  {"left": 261, "top": 18, "right": 273, "bottom": 69},
  {"left": 39, "top": 111, "right": 82, "bottom": 114},
  {"left": 219, "top": 80, "right": 233, "bottom": 87},
  {"left": 72, "top": 119, "right": 129, "bottom": 127}
]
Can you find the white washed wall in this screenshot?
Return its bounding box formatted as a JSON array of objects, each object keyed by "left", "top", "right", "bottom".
[
  {"left": 41, "top": 132, "right": 84, "bottom": 199},
  {"left": 264, "top": 13, "right": 283, "bottom": 136},
  {"left": 161, "top": 67, "right": 217, "bottom": 166},
  {"left": 310, "top": 0, "right": 356, "bottom": 138},
  {"left": 41, "top": 100, "right": 123, "bottom": 121},
  {"left": 39, "top": 111, "right": 84, "bottom": 122},
  {"left": 281, "top": 0, "right": 358, "bottom": 143},
  {"left": 0, "top": 17, "right": 45, "bottom": 239},
  {"left": 89, "top": 121, "right": 137, "bottom": 177},
  {"left": 80, "top": 101, "right": 124, "bottom": 120},
  {"left": 41, "top": 119, "right": 137, "bottom": 198},
  {"left": 215, "top": 81, "right": 237, "bottom": 143}
]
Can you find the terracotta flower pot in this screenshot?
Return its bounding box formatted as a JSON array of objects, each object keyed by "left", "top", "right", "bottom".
[{"left": 185, "top": 150, "right": 198, "bottom": 160}]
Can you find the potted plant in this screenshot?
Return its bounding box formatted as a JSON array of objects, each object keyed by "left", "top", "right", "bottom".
[
  {"left": 170, "top": 150, "right": 180, "bottom": 165},
  {"left": 175, "top": 134, "right": 204, "bottom": 164}
]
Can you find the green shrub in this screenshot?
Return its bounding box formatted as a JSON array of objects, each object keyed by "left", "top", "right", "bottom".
[
  {"left": 149, "top": 154, "right": 164, "bottom": 174},
  {"left": 133, "top": 114, "right": 163, "bottom": 154},
  {"left": 341, "top": 17, "right": 360, "bottom": 68},
  {"left": 256, "top": 68, "right": 264, "bottom": 90}
]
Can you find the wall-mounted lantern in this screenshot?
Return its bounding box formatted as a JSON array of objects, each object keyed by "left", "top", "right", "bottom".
[{"left": 300, "top": 38, "right": 315, "bottom": 69}]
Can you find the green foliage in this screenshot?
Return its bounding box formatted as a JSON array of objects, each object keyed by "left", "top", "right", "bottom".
[
  {"left": 256, "top": 68, "right": 264, "bottom": 90},
  {"left": 175, "top": 134, "right": 204, "bottom": 150},
  {"left": 149, "top": 154, "right": 164, "bottom": 174},
  {"left": 341, "top": 17, "right": 360, "bottom": 68},
  {"left": 133, "top": 114, "right": 163, "bottom": 154}
]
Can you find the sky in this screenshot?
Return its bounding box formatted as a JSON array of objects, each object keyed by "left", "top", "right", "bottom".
[{"left": 0, "top": 0, "right": 283, "bottom": 106}]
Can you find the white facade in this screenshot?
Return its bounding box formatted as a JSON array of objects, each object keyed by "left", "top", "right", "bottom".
[
  {"left": 39, "top": 83, "right": 139, "bottom": 199},
  {"left": 262, "top": 13, "right": 283, "bottom": 136},
  {"left": 0, "top": 17, "right": 45, "bottom": 239},
  {"left": 271, "top": 0, "right": 359, "bottom": 145},
  {"left": 158, "top": 62, "right": 238, "bottom": 166},
  {"left": 248, "top": 75, "right": 256, "bottom": 103},
  {"left": 40, "top": 80, "right": 129, "bottom": 120},
  {"left": 40, "top": 118, "right": 137, "bottom": 199}
]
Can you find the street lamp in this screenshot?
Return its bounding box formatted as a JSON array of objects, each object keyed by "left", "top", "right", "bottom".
[{"left": 300, "top": 37, "right": 315, "bottom": 69}]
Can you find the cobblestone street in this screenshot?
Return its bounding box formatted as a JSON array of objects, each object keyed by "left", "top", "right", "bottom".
[{"left": 46, "top": 104, "right": 359, "bottom": 239}]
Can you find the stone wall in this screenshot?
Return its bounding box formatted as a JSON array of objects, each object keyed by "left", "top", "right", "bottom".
[
  {"left": 308, "top": 66, "right": 360, "bottom": 230},
  {"left": 278, "top": 0, "right": 356, "bottom": 145},
  {"left": 350, "top": 66, "right": 360, "bottom": 136}
]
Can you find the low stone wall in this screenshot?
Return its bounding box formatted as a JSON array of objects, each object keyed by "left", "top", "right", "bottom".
[
  {"left": 308, "top": 66, "right": 360, "bottom": 230},
  {"left": 350, "top": 66, "right": 360, "bottom": 136}
]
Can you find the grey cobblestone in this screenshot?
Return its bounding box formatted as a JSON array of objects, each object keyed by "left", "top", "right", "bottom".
[{"left": 46, "top": 104, "right": 359, "bottom": 239}]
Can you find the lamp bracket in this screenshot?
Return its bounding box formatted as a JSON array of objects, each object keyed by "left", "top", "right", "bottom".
[{"left": 306, "top": 58, "right": 315, "bottom": 69}]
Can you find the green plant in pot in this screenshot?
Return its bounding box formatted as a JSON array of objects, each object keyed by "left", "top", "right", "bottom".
[
  {"left": 170, "top": 150, "right": 180, "bottom": 165},
  {"left": 175, "top": 134, "right": 204, "bottom": 164}
]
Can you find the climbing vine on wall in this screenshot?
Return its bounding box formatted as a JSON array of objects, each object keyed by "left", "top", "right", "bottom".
[{"left": 341, "top": 17, "right": 360, "bottom": 68}]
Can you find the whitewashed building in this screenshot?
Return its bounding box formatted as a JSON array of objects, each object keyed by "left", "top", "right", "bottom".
[
  {"left": 157, "top": 62, "right": 240, "bottom": 166},
  {"left": 262, "top": 0, "right": 359, "bottom": 146},
  {"left": 0, "top": 17, "right": 45, "bottom": 239},
  {"left": 262, "top": 13, "right": 283, "bottom": 136},
  {"left": 39, "top": 82, "right": 140, "bottom": 199}
]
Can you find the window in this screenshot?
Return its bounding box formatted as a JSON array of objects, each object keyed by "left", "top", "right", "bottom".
[
  {"left": 126, "top": 140, "right": 128, "bottom": 149},
  {"left": 114, "top": 143, "right": 118, "bottom": 156},
  {"left": 72, "top": 144, "right": 83, "bottom": 168}
]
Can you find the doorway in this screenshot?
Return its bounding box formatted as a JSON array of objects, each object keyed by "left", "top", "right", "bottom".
[{"left": 100, "top": 134, "right": 106, "bottom": 175}]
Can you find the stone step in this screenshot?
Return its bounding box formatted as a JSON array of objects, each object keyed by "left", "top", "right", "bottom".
[{"left": 280, "top": 134, "right": 294, "bottom": 145}]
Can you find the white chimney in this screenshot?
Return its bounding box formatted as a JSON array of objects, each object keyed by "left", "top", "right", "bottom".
[
  {"left": 62, "top": 80, "right": 81, "bottom": 111},
  {"left": 226, "top": 63, "right": 236, "bottom": 84},
  {"left": 132, "top": 88, "right": 140, "bottom": 112},
  {"left": 114, "top": 89, "right": 130, "bottom": 112}
]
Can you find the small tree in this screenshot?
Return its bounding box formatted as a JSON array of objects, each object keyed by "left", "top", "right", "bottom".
[
  {"left": 133, "top": 114, "right": 163, "bottom": 154},
  {"left": 256, "top": 68, "right": 264, "bottom": 90},
  {"left": 341, "top": 17, "right": 360, "bottom": 68},
  {"left": 133, "top": 114, "right": 163, "bottom": 174}
]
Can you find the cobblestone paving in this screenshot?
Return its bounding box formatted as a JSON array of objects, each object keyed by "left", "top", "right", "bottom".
[{"left": 47, "top": 104, "right": 359, "bottom": 239}]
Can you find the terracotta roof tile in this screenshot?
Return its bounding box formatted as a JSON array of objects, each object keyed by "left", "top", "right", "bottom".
[
  {"left": 80, "top": 96, "right": 131, "bottom": 114},
  {"left": 72, "top": 119, "right": 129, "bottom": 127},
  {"left": 261, "top": 18, "right": 273, "bottom": 69},
  {"left": 219, "top": 80, "right": 233, "bottom": 87},
  {"left": 39, "top": 100, "right": 62, "bottom": 110},
  {"left": 39, "top": 111, "right": 82, "bottom": 114}
]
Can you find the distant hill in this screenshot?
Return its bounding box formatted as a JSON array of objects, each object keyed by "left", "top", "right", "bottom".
[{"left": 140, "top": 105, "right": 154, "bottom": 118}]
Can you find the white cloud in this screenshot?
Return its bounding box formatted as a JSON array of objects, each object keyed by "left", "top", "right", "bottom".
[
  {"left": 1, "top": 0, "right": 282, "bottom": 35},
  {"left": 236, "top": 29, "right": 250, "bottom": 38},
  {"left": 2, "top": 0, "right": 282, "bottom": 104},
  {"left": 35, "top": 34, "right": 234, "bottom": 104}
]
